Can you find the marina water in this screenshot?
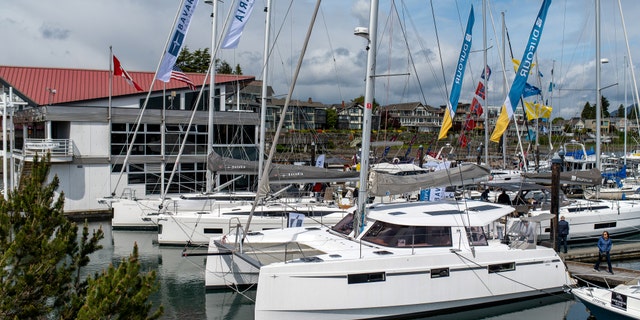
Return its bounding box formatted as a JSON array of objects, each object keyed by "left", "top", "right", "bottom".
[{"left": 85, "top": 220, "right": 636, "bottom": 319}]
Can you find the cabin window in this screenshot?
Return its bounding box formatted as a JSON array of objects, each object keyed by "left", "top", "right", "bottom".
[
  {"left": 466, "top": 226, "right": 488, "bottom": 246},
  {"left": 488, "top": 262, "right": 515, "bottom": 273},
  {"left": 430, "top": 268, "right": 450, "bottom": 279},
  {"left": 348, "top": 272, "right": 386, "bottom": 284},
  {"left": 361, "top": 222, "right": 451, "bottom": 247},
  {"left": 331, "top": 213, "right": 355, "bottom": 235},
  {"left": 595, "top": 222, "right": 616, "bottom": 229},
  {"left": 203, "top": 228, "right": 223, "bottom": 234}
]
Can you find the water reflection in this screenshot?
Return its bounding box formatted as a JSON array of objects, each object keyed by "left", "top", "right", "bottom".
[{"left": 82, "top": 221, "right": 602, "bottom": 319}]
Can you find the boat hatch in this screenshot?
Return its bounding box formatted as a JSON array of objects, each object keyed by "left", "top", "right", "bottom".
[
  {"left": 305, "top": 227, "right": 321, "bottom": 231},
  {"left": 468, "top": 205, "right": 503, "bottom": 211},
  {"left": 329, "top": 254, "right": 342, "bottom": 258},
  {"left": 294, "top": 256, "right": 323, "bottom": 263},
  {"left": 429, "top": 210, "right": 464, "bottom": 215},
  {"left": 247, "top": 231, "right": 263, "bottom": 236},
  {"left": 373, "top": 250, "right": 393, "bottom": 255}
]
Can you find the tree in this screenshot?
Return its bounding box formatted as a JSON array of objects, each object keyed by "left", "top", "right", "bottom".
[
  {"left": 601, "top": 95, "right": 610, "bottom": 117},
  {"left": 581, "top": 101, "right": 595, "bottom": 119},
  {"left": 0, "top": 154, "right": 162, "bottom": 319},
  {"left": 233, "top": 64, "right": 243, "bottom": 75},
  {"left": 551, "top": 117, "right": 565, "bottom": 124},
  {"left": 326, "top": 108, "right": 338, "bottom": 129},
  {"left": 617, "top": 104, "right": 625, "bottom": 118},
  {"left": 217, "top": 61, "right": 233, "bottom": 74}
]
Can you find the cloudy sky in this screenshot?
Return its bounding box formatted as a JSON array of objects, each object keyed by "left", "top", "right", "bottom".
[{"left": 2, "top": 0, "right": 639, "bottom": 120}]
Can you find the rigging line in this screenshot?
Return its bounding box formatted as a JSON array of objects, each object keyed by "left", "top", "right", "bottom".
[
  {"left": 111, "top": 0, "right": 188, "bottom": 196},
  {"left": 317, "top": 5, "right": 344, "bottom": 104},
  {"left": 430, "top": 0, "right": 450, "bottom": 106},
  {"left": 392, "top": 1, "right": 428, "bottom": 105},
  {"left": 452, "top": 250, "right": 575, "bottom": 299},
  {"left": 616, "top": 0, "right": 640, "bottom": 132}
]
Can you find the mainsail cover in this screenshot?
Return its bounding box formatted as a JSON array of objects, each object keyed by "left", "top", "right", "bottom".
[
  {"left": 369, "top": 163, "right": 490, "bottom": 196},
  {"left": 523, "top": 169, "right": 602, "bottom": 186},
  {"left": 208, "top": 151, "right": 359, "bottom": 184}
]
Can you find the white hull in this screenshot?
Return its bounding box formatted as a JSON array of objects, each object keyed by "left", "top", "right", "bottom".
[
  {"left": 205, "top": 200, "right": 573, "bottom": 319},
  {"left": 107, "top": 192, "right": 256, "bottom": 230},
  {"left": 584, "top": 187, "right": 639, "bottom": 200},
  {"left": 157, "top": 202, "right": 352, "bottom": 246},
  {"left": 519, "top": 200, "right": 640, "bottom": 241},
  {"left": 572, "top": 285, "right": 640, "bottom": 320}
]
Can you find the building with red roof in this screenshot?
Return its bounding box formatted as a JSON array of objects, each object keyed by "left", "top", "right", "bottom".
[{"left": 0, "top": 65, "right": 259, "bottom": 214}]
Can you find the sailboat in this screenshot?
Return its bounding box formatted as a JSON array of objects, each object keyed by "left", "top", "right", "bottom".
[{"left": 204, "top": 2, "right": 573, "bottom": 319}]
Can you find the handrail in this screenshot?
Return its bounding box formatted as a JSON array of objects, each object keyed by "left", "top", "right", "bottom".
[{"left": 23, "top": 139, "right": 73, "bottom": 158}]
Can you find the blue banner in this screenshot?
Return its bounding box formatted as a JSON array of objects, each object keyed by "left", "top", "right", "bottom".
[
  {"left": 490, "top": 0, "right": 551, "bottom": 142},
  {"left": 157, "top": 0, "right": 199, "bottom": 82},
  {"left": 438, "top": 5, "right": 474, "bottom": 139}
]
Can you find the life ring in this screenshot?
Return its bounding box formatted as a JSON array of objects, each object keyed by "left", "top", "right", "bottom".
[{"left": 392, "top": 157, "right": 400, "bottom": 164}]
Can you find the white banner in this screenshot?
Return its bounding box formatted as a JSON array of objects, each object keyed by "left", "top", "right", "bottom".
[
  {"left": 315, "top": 154, "right": 325, "bottom": 168},
  {"left": 221, "top": 0, "right": 256, "bottom": 49},
  {"left": 157, "top": 0, "right": 199, "bottom": 82}
]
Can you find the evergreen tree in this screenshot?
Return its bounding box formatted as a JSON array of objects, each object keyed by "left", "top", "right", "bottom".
[
  {"left": 233, "top": 64, "right": 243, "bottom": 75},
  {"left": 218, "top": 61, "right": 233, "bottom": 74},
  {"left": 601, "top": 96, "right": 610, "bottom": 117},
  {"left": 0, "top": 154, "right": 162, "bottom": 319},
  {"left": 581, "top": 102, "right": 595, "bottom": 119},
  {"left": 617, "top": 104, "right": 625, "bottom": 118},
  {"left": 326, "top": 108, "right": 338, "bottom": 129}
]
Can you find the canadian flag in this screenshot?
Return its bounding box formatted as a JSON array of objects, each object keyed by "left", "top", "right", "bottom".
[{"left": 113, "top": 55, "right": 143, "bottom": 91}]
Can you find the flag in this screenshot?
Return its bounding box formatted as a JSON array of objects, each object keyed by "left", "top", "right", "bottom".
[
  {"left": 481, "top": 65, "right": 491, "bottom": 80},
  {"left": 157, "top": 0, "right": 199, "bottom": 82},
  {"left": 458, "top": 134, "right": 469, "bottom": 148},
  {"left": 171, "top": 65, "right": 196, "bottom": 91},
  {"left": 464, "top": 116, "right": 476, "bottom": 131},
  {"left": 437, "top": 5, "right": 474, "bottom": 140},
  {"left": 475, "top": 82, "right": 486, "bottom": 99},
  {"left": 315, "top": 154, "right": 325, "bottom": 168},
  {"left": 113, "top": 55, "right": 143, "bottom": 91},
  {"left": 523, "top": 83, "right": 541, "bottom": 98},
  {"left": 221, "top": 0, "right": 256, "bottom": 49},
  {"left": 524, "top": 101, "right": 553, "bottom": 121},
  {"left": 490, "top": 0, "right": 551, "bottom": 143},
  {"left": 548, "top": 82, "right": 556, "bottom": 92},
  {"left": 470, "top": 97, "right": 483, "bottom": 116},
  {"left": 512, "top": 59, "right": 536, "bottom": 74}
]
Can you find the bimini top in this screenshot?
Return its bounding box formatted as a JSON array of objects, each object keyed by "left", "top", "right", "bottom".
[{"left": 366, "top": 200, "right": 514, "bottom": 227}]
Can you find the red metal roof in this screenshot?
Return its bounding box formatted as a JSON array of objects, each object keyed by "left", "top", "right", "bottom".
[{"left": 0, "top": 65, "right": 255, "bottom": 106}]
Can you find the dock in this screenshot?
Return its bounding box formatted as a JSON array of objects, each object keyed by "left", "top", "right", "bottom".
[{"left": 556, "top": 242, "right": 640, "bottom": 287}]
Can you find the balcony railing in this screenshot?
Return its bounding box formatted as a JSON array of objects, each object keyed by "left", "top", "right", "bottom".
[{"left": 23, "top": 139, "right": 74, "bottom": 161}]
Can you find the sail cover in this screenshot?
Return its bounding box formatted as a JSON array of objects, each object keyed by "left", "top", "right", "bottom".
[
  {"left": 369, "top": 163, "right": 490, "bottom": 196},
  {"left": 523, "top": 168, "right": 602, "bottom": 186},
  {"left": 208, "top": 152, "right": 359, "bottom": 184}
]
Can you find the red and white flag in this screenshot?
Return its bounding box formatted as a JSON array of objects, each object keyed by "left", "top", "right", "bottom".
[
  {"left": 113, "top": 55, "right": 143, "bottom": 91},
  {"left": 171, "top": 65, "right": 196, "bottom": 91}
]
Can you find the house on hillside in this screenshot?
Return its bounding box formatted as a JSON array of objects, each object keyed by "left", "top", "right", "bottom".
[{"left": 0, "top": 65, "right": 258, "bottom": 214}]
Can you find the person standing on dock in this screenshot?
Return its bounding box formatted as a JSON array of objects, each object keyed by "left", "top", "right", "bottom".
[
  {"left": 558, "top": 216, "right": 569, "bottom": 254},
  {"left": 593, "top": 231, "right": 613, "bottom": 274}
]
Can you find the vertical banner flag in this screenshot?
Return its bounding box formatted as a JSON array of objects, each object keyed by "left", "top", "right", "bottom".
[
  {"left": 221, "top": 0, "right": 256, "bottom": 49},
  {"left": 157, "top": 0, "right": 199, "bottom": 82},
  {"left": 490, "top": 0, "right": 551, "bottom": 142},
  {"left": 438, "top": 5, "right": 474, "bottom": 140},
  {"left": 470, "top": 97, "right": 483, "bottom": 116},
  {"left": 474, "top": 82, "right": 486, "bottom": 99},
  {"left": 113, "top": 55, "right": 143, "bottom": 91}
]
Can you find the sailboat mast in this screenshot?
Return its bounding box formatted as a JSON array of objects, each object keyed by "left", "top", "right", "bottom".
[
  {"left": 501, "top": 11, "right": 507, "bottom": 169},
  {"left": 207, "top": 0, "right": 218, "bottom": 193},
  {"left": 356, "top": 0, "right": 378, "bottom": 236},
  {"left": 595, "top": 0, "right": 602, "bottom": 169},
  {"left": 258, "top": 0, "right": 272, "bottom": 186},
  {"left": 483, "top": 0, "right": 489, "bottom": 165}
]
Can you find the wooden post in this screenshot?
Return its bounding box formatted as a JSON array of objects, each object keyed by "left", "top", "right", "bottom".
[{"left": 551, "top": 152, "right": 562, "bottom": 252}]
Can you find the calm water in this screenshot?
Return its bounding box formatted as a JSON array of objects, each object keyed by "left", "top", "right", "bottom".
[{"left": 83, "top": 220, "right": 638, "bottom": 320}]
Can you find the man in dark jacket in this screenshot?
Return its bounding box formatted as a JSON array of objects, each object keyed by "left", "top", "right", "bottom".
[{"left": 558, "top": 216, "right": 569, "bottom": 253}]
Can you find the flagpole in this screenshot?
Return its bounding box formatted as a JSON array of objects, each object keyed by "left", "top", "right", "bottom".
[{"left": 108, "top": 46, "right": 113, "bottom": 194}]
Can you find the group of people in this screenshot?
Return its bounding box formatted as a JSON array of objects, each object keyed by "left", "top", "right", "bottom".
[{"left": 557, "top": 216, "right": 614, "bottom": 274}]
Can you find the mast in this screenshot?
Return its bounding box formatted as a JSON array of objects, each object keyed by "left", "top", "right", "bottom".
[
  {"left": 258, "top": 0, "right": 272, "bottom": 186},
  {"left": 501, "top": 11, "right": 507, "bottom": 169},
  {"left": 483, "top": 0, "right": 489, "bottom": 164},
  {"left": 206, "top": 0, "right": 218, "bottom": 193},
  {"left": 595, "top": 0, "right": 601, "bottom": 169},
  {"left": 355, "top": 0, "right": 378, "bottom": 236}
]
